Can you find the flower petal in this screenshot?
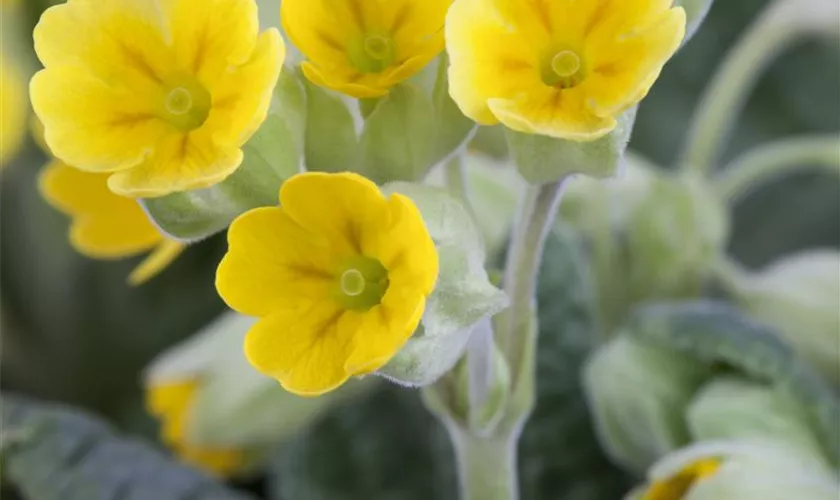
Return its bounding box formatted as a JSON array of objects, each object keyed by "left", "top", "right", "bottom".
[
  {"left": 30, "top": 68, "right": 168, "bottom": 173},
  {"left": 129, "top": 239, "right": 186, "bottom": 286},
  {"left": 446, "top": 0, "right": 539, "bottom": 124},
  {"left": 205, "top": 29, "right": 284, "bottom": 147},
  {"left": 244, "top": 303, "right": 358, "bottom": 396},
  {"left": 39, "top": 160, "right": 163, "bottom": 258},
  {"left": 33, "top": 0, "right": 175, "bottom": 93},
  {"left": 105, "top": 130, "right": 242, "bottom": 198},
  {"left": 282, "top": 0, "right": 354, "bottom": 70},
  {"left": 280, "top": 172, "right": 390, "bottom": 258},
  {"left": 165, "top": 0, "right": 259, "bottom": 87},
  {"left": 216, "top": 206, "right": 335, "bottom": 317},
  {"left": 363, "top": 193, "right": 438, "bottom": 295},
  {"left": 488, "top": 87, "right": 617, "bottom": 141},
  {"left": 344, "top": 286, "right": 425, "bottom": 374},
  {"left": 584, "top": 7, "right": 685, "bottom": 117}
]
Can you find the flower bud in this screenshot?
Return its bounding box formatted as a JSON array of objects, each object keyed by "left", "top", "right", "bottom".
[
  {"left": 583, "top": 335, "right": 711, "bottom": 473},
  {"left": 686, "top": 376, "right": 827, "bottom": 465},
  {"left": 141, "top": 69, "right": 306, "bottom": 241},
  {"left": 560, "top": 165, "right": 729, "bottom": 332},
  {"left": 624, "top": 173, "right": 728, "bottom": 301},
  {"left": 145, "top": 312, "right": 373, "bottom": 475},
  {"left": 736, "top": 251, "right": 840, "bottom": 386},
  {"left": 637, "top": 440, "right": 838, "bottom": 500}
]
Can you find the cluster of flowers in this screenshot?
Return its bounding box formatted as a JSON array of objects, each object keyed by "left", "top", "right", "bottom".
[{"left": 21, "top": 0, "right": 691, "bottom": 485}]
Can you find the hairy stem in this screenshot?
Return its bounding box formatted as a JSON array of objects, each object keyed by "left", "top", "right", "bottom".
[
  {"left": 679, "top": 7, "right": 800, "bottom": 174},
  {"left": 500, "top": 180, "right": 568, "bottom": 379},
  {"left": 447, "top": 421, "right": 521, "bottom": 500},
  {"left": 715, "top": 136, "right": 840, "bottom": 203}
]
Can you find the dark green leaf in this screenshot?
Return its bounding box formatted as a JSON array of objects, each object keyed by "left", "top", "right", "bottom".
[
  {"left": 1, "top": 394, "right": 253, "bottom": 500},
  {"left": 626, "top": 301, "right": 840, "bottom": 466}
]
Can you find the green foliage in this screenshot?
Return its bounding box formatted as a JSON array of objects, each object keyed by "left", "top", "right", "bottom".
[
  {"left": 626, "top": 301, "right": 840, "bottom": 466},
  {"left": 270, "top": 227, "right": 631, "bottom": 500},
  {"left": 1, "top": 394, "right": 253, "bottom": 500}
]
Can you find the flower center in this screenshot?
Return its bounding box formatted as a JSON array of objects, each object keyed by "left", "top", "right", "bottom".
[
  {"left": 340, "top": 269, "right": 366, "bottom": 297},
  {"left": 348, "top": 33, "right": 396, "bottom": 74},
  {"left": 335, "top": 256, "right": 389, "bottom": 311},
  {"left": 160, "top": 77, "right": 212, "bottom": 131},
  {"left": 541, "top": 49, "right": 586, "bottom": 89}
]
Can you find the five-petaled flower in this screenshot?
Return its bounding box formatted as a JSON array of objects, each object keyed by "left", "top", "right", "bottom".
[
  {"left": 216, "top": 172, "right": 438, "bottom": 396},
  {"left": 39, "top": 159, "right": 185, "bottom": 285},
  {"left": 446, "top": 0, "right": 686, "bottom": 141},
  {"left": 283, "top": 0, "right": 452, "bottom": 98},
  {"left": 147, "top": 379, "right": 247, "bottom": 477},
  {"left": 30, "top": 0, "right": 284, "bottom": 198}
]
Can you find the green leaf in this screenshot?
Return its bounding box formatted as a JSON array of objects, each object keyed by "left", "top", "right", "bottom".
[
  {"left": 506, "top": 108, "right": 636, "bottom": 184},
  {"left": 361, "top": 84, "right": 437, "bottom": 183},
  {"left": 626, "top": 301, "right": 840, "bottom": 466},
  {"left": 270, "top": 226, "right": 631, "bottom": 500},
  {"left": 676, "top": 0, "right": 716, "bottom": 43},
  {"left": 141, "top": 68, "right": 306, "bottom": 241},
  {"left": 1, "top": 394, "right": 253, "bottom": 500}
]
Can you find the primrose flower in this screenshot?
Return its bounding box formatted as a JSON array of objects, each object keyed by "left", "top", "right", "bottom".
[
  {"left": 30, "top": 0, "right": 284, "bottom": 198},
  {"left": 216, "top": 172, "right": 438, "bottom": 396},
  {"left": 282, "top": 0, "right": 452, "bottom": 98},
  {"left": 39, "top": 160, "right": 184, "bottom": 285},
  {"left": 147, "top": 379, "right": 247, "bottom": 477},
  {"left": 1, "top": 54, "right": 27, "bottom": 167},
  {"left": 642, "top": 458, "right": 721, "bottom": 500},
  {"left": 446, "top": 0, "right": 686, "bottom": 141}
]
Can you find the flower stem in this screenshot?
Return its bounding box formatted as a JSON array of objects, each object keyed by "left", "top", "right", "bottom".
[
  {"left": 714, "top": 135, "right": 840, "bottom": 203},
  {"left": 678, "top": 6, "right": 800, "bottom": 175},
  {"left": 446, "top": 421, "right": 521, "bottom": 500},
  {"left": 500, "top": 180, "right": 568, "bottom": 377}
]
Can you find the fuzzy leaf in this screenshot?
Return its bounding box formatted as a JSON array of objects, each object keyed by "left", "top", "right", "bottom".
[
  {"left": 627, "top": 301, "right": 840, "bottom": 466},
  {"left": 1, "top": 394, "right": 253, "bottom": 500}
]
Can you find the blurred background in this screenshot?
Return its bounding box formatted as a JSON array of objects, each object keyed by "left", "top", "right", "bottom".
[{"left": 1, "top": 0, "right": 838, "bottom": 499}]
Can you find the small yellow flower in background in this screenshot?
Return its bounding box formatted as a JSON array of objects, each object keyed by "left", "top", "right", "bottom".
[
  {"left": 283, "top": 0, "right": 452, "bottom": 98},
  {"left": 30, "top": 0, "right": 284, "bottom": 198},
  {"left": 147, "top": 379, "right": 247, "bottom": 477},
  {"left": 39, "top": 160, "right": 185, "bottom": 285},
  {"left": 1, "top": 53, "right": 27, "bottom": 167},
  {"left": 643, "top": 458, "right": 721, "bottom": 500},
  {"left": 446, "top": 0, "right": 686, "bottom": 141},
  {"left": 216, "top": 172, "right": 438, "bottom": 396}
]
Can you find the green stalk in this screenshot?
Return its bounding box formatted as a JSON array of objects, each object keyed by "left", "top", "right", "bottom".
[
  {"left": 714, "top": 136, "right": 840, "bottom": 203},
  {"left": 499, "top": 180, "right": 567, "bottom": 379},
  {"left": 447, "top": 421, "right": 521, "bottom": 500},
  {"left": 679, "top": 7, "right": 800, "bottom": 174}
]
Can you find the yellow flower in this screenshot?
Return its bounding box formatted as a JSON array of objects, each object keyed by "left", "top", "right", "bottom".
[
  {"left": 146, "top": 379, "right": 247, "bottom": 477},
  {"left": 446, "top": 0, "right": 686, "bottom": 141},
  {"left": 1, "top": 53, "right": 27, "bottom": 167},
  {"left": 283, "top": 0, "right": 452, "bottom": 98},
  {"left": 39, "top": 160, "right": 185, "bottom": 285},
  {"left": 643, "top": 458, "right": 721, "bottom": 500},
  {"left": 30, "top": 0, "right": 284, "bottom": 198},
  {"left": 216, "top": 172, "right": 438, "bottom": 396}
]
